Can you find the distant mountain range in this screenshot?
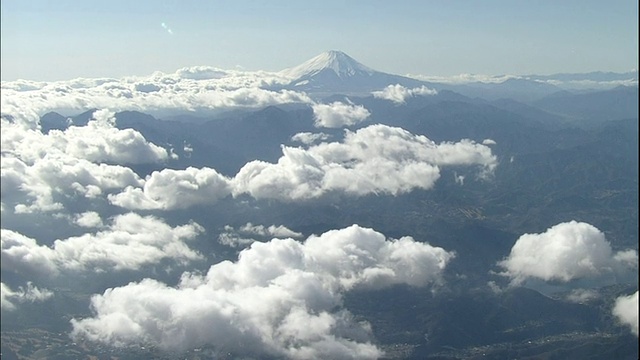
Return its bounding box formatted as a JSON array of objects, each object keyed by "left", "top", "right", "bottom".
[{"left": 276, "top": 50, "right": 637, "bottom": 103}]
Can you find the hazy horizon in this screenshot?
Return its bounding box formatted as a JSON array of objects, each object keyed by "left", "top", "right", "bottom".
[{"left": 1, "top": 0, "right": 638, "bottom": 81}]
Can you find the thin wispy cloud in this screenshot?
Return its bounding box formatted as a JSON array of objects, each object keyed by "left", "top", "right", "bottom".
[{"left": 1, "top": 282, "right": 53, "bottom": 311}]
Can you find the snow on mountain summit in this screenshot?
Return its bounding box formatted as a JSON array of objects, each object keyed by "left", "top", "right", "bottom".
[
  {"left": 280, "top": 50, "right": 375, "bottom": 80},
  {"left": 276, "top": 50, "right": 433, "bottom": 96}
]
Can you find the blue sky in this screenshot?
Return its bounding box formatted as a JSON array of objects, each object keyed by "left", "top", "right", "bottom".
[{"left": 1, "top": 0, "right": 638, "bottom": 81}]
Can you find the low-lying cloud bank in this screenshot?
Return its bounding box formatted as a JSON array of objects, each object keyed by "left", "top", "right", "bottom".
[
  {"left": 71, "top": 225, "right": 454, "bottom": 358},
  {"left": 408, "top": 72, "right": 638, "bottom": 90},
  {"left": 497, "top": 221, "right": 638, "bottom": 285},
  {"left": 1, "top": 68, "right": 310, "bottom": 125}
]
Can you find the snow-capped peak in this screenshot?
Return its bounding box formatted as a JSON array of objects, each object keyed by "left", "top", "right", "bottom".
[{"left": 280, "top": 50, "right": 376, "bottom": 80}]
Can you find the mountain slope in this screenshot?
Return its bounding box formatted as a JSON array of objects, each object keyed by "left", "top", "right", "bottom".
[
  {"left": 279, "top": 50, "right": 434, "bottom": 96},
  {"left": 280, "top": 50, "right": 375, "bottom": 80}
]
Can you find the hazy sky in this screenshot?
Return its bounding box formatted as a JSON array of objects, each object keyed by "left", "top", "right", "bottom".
[{"left": 1, "top": 0, "right": 638, "bottom": 81}]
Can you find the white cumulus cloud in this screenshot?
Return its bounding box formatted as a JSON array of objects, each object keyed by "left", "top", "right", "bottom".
[
  {"left": 73, "top": 211, "right": 104, "bottom": 228},
  {"left": 2, "top": 109, "right": 167, "bottom": 166},
  {"left": 109, "top": 167, "right": 232, "bottom": 210},
  {"left": 312, "top": 101, "right": 370, "bottom": 128},
  {"left": 234, "top": 124, "right": 497, "bottom": 201},
  {"left": 1, "top": 109, "right": 170, "bottom": 213},
  {"left": 1, "top": 213, "right": 204, "bottom": 276},
  {"left": 1, "top": 155, "right": 143, "bottom": 213},
  {"left": 497, "top": 221, "right": 638, "bottom": 285},
  {"left": 372, "top": 84, "right": 437, "bottom": 104},
  {"left": 71, "top": 225, "right": 454, "bottom": 358},
  {"left": 612, "top": 291, "right": 639, "bottom": 336},
  {"left": 43, "top": 109, "right": 169, "bottom": 164}
]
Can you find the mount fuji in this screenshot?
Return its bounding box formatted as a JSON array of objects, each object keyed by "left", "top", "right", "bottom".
[{"left": 279, "top": 50, "right": 434, "bottom": 96}]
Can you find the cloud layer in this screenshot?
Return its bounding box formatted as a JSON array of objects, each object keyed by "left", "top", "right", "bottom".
[
  {"left": 71, "top": 225, "right": 454, "bottom": 358},
  {"left": 407, "top": 72, "right": 638, "bottom": 90},
  {"left": 497, "top": 221, "right": 638, "bottom": 285},
  {"left": 5, "top": 96, "right": 503, "bottom": 214},
  {"left": 1, "top": 68, "right": 310, "bottom": 124},
  {"left": 1, "top": 213, "right": 204, "bottom": 276}
]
